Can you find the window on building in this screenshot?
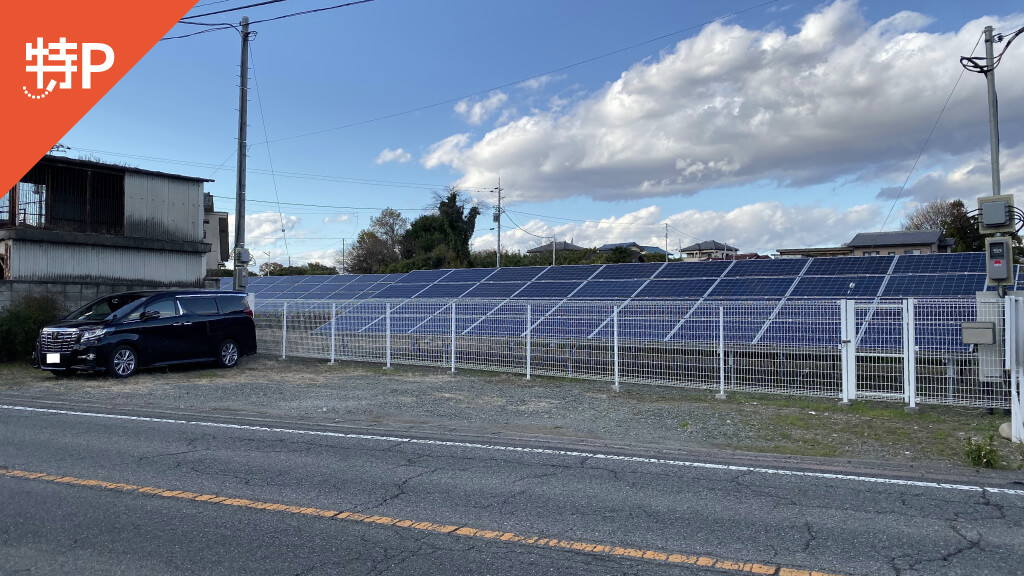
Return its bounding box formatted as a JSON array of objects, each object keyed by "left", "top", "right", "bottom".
[
  {"left": 863, "top": 251, "right": 880, "bottom": 256},
  {"left": 4, "top": 160, "right": 124, "bottom": 234},
  {"left": 904, "top": 249, "right": 922, "bottom": 255},
  {"left": 887, "top": 251, "right": 896, "bottom": 256},
  {"left": 0, "top": 191, "right": 9, "bottom": 225},
  {"left": 16, "top": 182, "right": 47, "bottom": 227}
]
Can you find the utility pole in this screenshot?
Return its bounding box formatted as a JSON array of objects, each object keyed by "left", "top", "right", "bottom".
[
  {"left": 493, "top": 179, "right": 503, "bottom": 268},
  {"left": 665, "top": 223, "right": 669, "bottom": 262},
  {"left": 341, "top": 238, "right": 346, "bottom": 273},
  {"left": 984, "top": 25, "right": 1001, "bottom": 195},
  {"left": 232, "top": 16, "right": 252, "bottom": 292},
  {"left": 551, "top": 237, "right": 556, "bottom": 266}
]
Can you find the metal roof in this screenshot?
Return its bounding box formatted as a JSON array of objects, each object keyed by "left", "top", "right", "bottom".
[
  {"left": 847, "top": 230, "right": 944, "bottom": 248},
  {"left": 680, "top": 240, "right": 738, "bottom": 252}
]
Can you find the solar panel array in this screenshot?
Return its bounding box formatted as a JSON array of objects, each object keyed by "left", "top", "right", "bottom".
[{"left": 226, "top": 253, "right": 1004, "bottom": 351}]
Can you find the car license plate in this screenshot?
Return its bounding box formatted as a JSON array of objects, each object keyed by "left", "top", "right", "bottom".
[{"left": 46, "top": 353, "right": 61, "bottom": 364}]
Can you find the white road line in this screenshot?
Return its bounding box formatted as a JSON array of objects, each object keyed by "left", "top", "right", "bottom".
[{"left": 3, "top": 403, "right": 1022, "bottom": 496}]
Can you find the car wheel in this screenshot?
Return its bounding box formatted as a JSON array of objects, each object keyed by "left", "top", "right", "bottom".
[
  {"left": 108, "top": 345, "right": 138, "bottom": 378},
  {"left": 217, "top": 340, "right": 239, "bottom": 368}
]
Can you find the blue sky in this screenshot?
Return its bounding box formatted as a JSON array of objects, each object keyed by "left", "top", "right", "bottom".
[{"left": 61, "top": 0, "right": 1024, "bottom": 266}]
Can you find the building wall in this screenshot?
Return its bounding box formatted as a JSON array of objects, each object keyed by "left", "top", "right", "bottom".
[
  {"left": 204, "top": 210, "right": 229, "bottom": 271},
  {"left": 7, "top": 240, "right": 205, "bottom": 285},
  {"left": 124, "top": 172, "right": 204, "bottom": 242},
  {"left": 852, "top": 245, "right": 936, "bottom": 256},
  {"left": 0, "top": 280, "right": 188, "bottom": 312}
]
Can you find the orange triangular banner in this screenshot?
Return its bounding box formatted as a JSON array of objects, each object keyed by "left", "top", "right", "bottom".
[{"left": 0, "top": 1, "right": 199, "bottom": 197}]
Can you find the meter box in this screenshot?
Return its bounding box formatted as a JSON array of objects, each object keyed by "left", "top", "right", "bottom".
[
  {"left": 978, "top": 194, "right": 1016, "bottom": 234},
  {"left": 985, "top": 236, "right": 1013, "bottom": 286}
]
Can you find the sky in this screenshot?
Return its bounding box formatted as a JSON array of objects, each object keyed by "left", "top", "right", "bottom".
[{"left": 59, "top": 0, "right": 1024, "bottom": 267}]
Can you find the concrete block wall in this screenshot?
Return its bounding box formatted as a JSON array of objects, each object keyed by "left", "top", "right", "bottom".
[{"left": 0, "top": 280, "right": 186, "bottom": 312}]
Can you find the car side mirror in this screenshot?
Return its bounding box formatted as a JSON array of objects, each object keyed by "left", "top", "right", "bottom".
[{"left": 141, "top": 310, "right": 161, "bottom": 321}]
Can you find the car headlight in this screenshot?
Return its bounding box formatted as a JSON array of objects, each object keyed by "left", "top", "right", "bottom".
[{"left": 80, "top": 328, "right": 108, "bottom": 342}]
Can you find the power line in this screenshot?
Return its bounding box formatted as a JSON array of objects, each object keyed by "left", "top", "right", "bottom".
[
  {"left": 211, "top": 194, "right": 434, "bottom": 212},
  {"left": 162, "top": 0, "right": 376, "bottom": 41},
  {"left": 255, "top": 0, "right": 781, "bottom": 145},
  {"left": 879, "top": 31, "right": 983, "bottom": 231},
  {"left": 503, "top": 211, "right": 549, "bottom": 239},
  {"left": 248, "top": 42, "right": 291, "bottom": 264},
  {"left": 182, "top": 0, "right": 293, "bottom": 20}
]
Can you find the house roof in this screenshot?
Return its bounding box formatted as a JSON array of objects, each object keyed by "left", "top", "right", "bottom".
[
  {"left": 526, "top": 240, "right": 586, "bottom": 253},
  {"left": 639, "top": 245, "right": 672, "bottom": 256},
  {"left": 38, "top": 154, "right": 215, "bottom": 183},
  {"left": 680, "top": 240, "right": 738, "bottom": 252},
  {"left": 847, "top": 230, "right": 944, "bottom": 248},
  {"left": 597, "top": 242, "right": 641, "bottom": 251}
]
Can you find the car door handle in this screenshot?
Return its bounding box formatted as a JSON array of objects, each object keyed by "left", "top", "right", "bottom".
[{"left": 173, "top": 321, "right": 193, "bottom": 326}]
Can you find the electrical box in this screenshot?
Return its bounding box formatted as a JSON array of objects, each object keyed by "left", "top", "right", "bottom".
[
  {"left": 985, "top": 236, "right": 1012, "bottom": 285},
  {"left": 978, "top": 194, "right": 1016, "bottom": 234},
  {"left": 962, "top": 322, "right": 996, "bottom": 345}
]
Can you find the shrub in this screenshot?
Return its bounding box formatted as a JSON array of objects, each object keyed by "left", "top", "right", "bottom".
[
  {"left": 964, "top": 434, "right": 1001, "bottom": 468},
  {"left": 0, "top": 293, "right": 68, "bottom": 363}
]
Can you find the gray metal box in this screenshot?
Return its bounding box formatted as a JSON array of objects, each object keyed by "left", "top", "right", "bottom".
[
  {"left": 962, "top": 322, "right": 995, "bottom": 345},
  {"left": 982, "top": 201, "right": 1010, "bottom": 227}
]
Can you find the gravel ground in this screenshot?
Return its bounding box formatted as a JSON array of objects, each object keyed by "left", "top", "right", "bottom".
[{"left": 1, "top": 354, "right": 1021, "bottom": 473}]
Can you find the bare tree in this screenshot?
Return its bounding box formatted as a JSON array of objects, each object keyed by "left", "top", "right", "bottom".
[{"left": 902, "top": 199, "right": 957, "bottom": 231}]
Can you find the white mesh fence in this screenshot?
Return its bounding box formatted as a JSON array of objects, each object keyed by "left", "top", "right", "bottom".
[{"left": 252, "top": 296, "right": 1011, "bottom": 409}]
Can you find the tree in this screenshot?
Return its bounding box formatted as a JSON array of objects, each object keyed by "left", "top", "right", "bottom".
[
  {"left": 345, "top": 230, "right": 394, "bottom": 274},
  {"left": 259, "top": 262, "right": 284, "bottom": 276},
  {"left": 902, "top": 199, "right": 959, "bottom": 231},
  {"left": 369, "top": 208, "right": 409, "bottom": 259},
  {"left": 437, "top": 188, "right": 480, "bottom": 267}
]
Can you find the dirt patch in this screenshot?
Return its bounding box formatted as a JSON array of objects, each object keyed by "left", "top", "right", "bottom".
[{"left": 1, "top": 355, "right": 1020, "bottom": 471}]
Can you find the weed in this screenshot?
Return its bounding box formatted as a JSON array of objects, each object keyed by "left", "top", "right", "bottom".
[
  {"left": 964, "top": 434, "right": 1001, "bottom": 468},
  {"left": 678, "top": 421, "right": 689, "bottom": 429}
]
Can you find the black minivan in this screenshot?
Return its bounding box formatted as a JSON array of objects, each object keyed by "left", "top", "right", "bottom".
[{"left": 33, "top": 290, "right": 258, "bottom": 378}]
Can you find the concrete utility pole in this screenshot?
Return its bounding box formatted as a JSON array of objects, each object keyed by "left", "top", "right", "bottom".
[
  {"left": 984, "top": 25, "right": 1001, "bottom": 196},
  {"left": 493, "top": 179, "right": 503, "bottom": 268},
  {"left": 341, "top": 238, "right": 346, "bottom": 273},
  {"left": 665, "top": 224, "right": 669, "bottom": 262},
  {"left": 551, "top": 237, "right": 556, "bottom": 266},
  {"left": 232, "top": 16, "right": 252, "bottom": 292}
]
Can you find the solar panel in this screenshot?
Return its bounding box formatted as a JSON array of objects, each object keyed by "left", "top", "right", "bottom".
[
  {"left": 371, "top": 283, "right": 431, "bottom": 298},
  {"left": 537, "top": 265, "right": 602, "bottom": 281},
  {"left": 394, "top": 269, "right": 453, "bottom": 284},
  {"left": 414, "top": 283, "right": 474, "bottom": 298},
  {"left": 882, "top": 274, "right": 986, "bottom": 297},
  {"left": 515, "top": 281, "right": 582, "bottom": 299},
  {"left": 461, "top": 282, "right": 526, "bottom": 298},
  {"left": 804, "top": 256, "right": 894, "bottom": 276},
  {"left": 891, "top": 253, "right": 985, "bottom": 274},
  {"left": 570, "top": 280, "right": 646, "bottom": 299},
  {"left": 592, "top": 262, "right": 663, "bottom": 280},
  {"left": 654, "top": 261, "right": 731, "bottom": 279},
  {"left": 634, "top": 278, "right": 716, "bottom": 298},
  {"left": 440, "top": 268, "right": 496, "bottom": 283},
  {"left": 725, "top": 259, "right": 808, "bottom": 277},
  {"left": 708, "top": 277, "right": 796, "bottom": 298},
  {"left": 485, "top": 266, "right": 547, "bottom": 282},
  {"left": 789, "top": 275, "right": 885, "bottom": 298}
]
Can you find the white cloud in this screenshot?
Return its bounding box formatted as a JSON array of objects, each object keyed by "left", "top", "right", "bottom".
[
  {"left": 375, "top": 147, "right": 411, "bottom": 164},
  {"left": 227, "top": 211, "right": 300, "bottom": 249},
  {"left": 518, "top": 74, "right": 564, "bottom": 91},
  {"left": 476, "top": 201, "right": 879, "bottom": 254},
  {"left": 421, "top": 133, "right": 470, "bottom": 169},
  {"left": 877, "top": 144, "right": 1024, "bottom": 204},
  {"left": 322, "top": 214, "right": 352, "bottom": 224},
  {"left": 454, "top": 91, "right": 508, "bottom": 125},
  {"left": 425, "top": 1, "right": 1024, "bottom": 203}
]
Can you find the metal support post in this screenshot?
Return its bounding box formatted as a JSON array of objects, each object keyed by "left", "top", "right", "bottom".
[
  {"left": 385, "top": 302, "right": 392, "bottom": 369},
  {"left": 839, "top": 300, "right": 855, "bottom": 406},
  {"left": 525, "top": 304, "right": 531, "bottom": 380},
  {"left": 450, "top": 302, "right": 456, "bottom": 374},
  {"left": 281, "top": 302, "right": 287, "bottom": 360},
  {"left": 613, "top": 305, "right": 620, "bottom": 392},
  {"left": 984, "top": 26, "right": 1001, "bottom": 196},
  {"left": 716, "top": 306, "right": 727, "bottom": 400},
  {"left": 329, "top": 303, "right": 336, "bottom": 365},
  {"left": 902, "top": 299, "right": 918, "bottom": 412}
]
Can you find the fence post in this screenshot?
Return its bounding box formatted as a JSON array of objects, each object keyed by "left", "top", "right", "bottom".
[
  {"left": 902, "top": 298, "right": 917, "bottom": 412},
  {"left": 281, "top": 302, "right": 288, "bottom": 360},
  {"left": 613, "top": 305, "right": 620, "bottom": 392},
  {"left": 450, "top": 301, "right": 456, "bottom": 374},
  {"left": 385, "top": 302, "right": 392, "bottom": 369},
  {"left": 1007, "top": 297, "right": 1023, "bottom": 443},
  {"left": 716, "top": 305, "right": 727, "bottom": 400},
  {"left": 329, "top": 303, "right": 336, "bottom": 365},
  {"left": 526, "top": 304, "right": 531, "bottom": 380},
  {"left": 839, "top": 299, "right": 855, "bottom": 406}
]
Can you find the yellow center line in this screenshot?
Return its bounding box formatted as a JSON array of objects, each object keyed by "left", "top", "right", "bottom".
[{"left": 1, "top": 467, "right": 843, "bottom": 576}]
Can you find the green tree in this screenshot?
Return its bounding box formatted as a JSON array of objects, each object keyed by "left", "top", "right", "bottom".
[
  {"left": 437, "top": 188, "right": 481, "bottom": 267},
  {"left": 346, "top": 230, "right": 395, "bottom": 274}
]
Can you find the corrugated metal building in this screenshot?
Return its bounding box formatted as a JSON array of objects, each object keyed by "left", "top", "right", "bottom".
[{"left": 0, "top": 155, "right": 217, "bottom": 308}]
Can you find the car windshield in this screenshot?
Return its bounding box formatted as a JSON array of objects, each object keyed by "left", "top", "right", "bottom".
[{"left": 65, "top": 295, "right": 148, "bottom": 322}]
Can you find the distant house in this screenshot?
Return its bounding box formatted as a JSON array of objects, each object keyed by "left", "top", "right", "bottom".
[
  {"left": 846, "top": 230, "right": 954, "bottom": 256},
  {"left": 679, "top": 240, "right": 737, "bottom": 262},
  {"left": 776, "top": 246, "right": 854, "bottom": 258},
  {"left": 526, "top": 240, "right": 586, "bottom": 254},
  {"left": 597, "top": 242, "right": 672, "bottom": 262}
]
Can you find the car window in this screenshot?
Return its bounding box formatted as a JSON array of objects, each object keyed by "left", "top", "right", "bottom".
[
  {"left": 178, "top": 296, "right": 219, "bottom": 316},
  {"left": 215, "top": 295, "right": 248, "bottom": 314},
  {"left": 147, "top": 298, "right": 180, "bottom": 318},
  {"left": 66, "top": 294, "right": 146, "bottom": 322}
]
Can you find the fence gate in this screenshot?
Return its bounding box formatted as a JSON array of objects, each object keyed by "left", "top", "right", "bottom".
[{"left": 849, "top": 301, "right": 909, "bottom": 404}]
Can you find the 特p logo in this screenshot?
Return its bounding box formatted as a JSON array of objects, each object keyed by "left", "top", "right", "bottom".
[{"left": 23, "top": 37, "right": 114, "bottom": 100}]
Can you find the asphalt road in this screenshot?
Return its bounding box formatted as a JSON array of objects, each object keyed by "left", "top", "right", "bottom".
[{"left": 1, "top": 402, "right": 1022, "bottom": 576}]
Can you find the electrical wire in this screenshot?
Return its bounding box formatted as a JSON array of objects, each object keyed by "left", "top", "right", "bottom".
[
  {"left": 878, "top": 31, "right": 984, "bottom": 231},
  {"left": 182, "top": 0, "right": 293, "bottom": 20},
  {"left": 961, "top": 25, "right": 1024, "bottom": 74},
  {"left": 161, "top": 0, "right": 375, "bottom": 41},
  {"left": 255, "top": 0, "right": 782, "bottom": 145},
  {"left": 248, "top": 42, "right": 291, "bottom": 265},
  {"left": 502, "top": 211, "right": 550, "bottom": 239},
  {"left": 211, "top": 194, "right": 434, "bottom": 212}
]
